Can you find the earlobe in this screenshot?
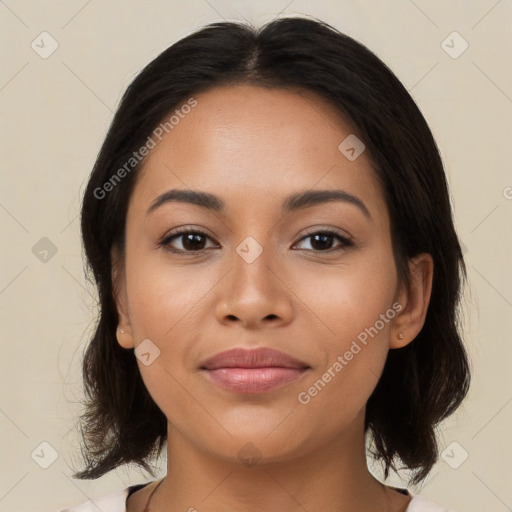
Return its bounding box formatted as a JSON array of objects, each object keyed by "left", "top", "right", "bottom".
[
  {"left": 390, "top": 253, "right": 434, "bottom": 349},
  {"left": 116, "top": 324, "right": 134, "bottom": 349},
  {"left": 111, "top": 246, "right": 135, "bottom": 349}
]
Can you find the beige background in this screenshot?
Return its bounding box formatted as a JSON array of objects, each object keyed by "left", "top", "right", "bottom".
[{"left": 0, "top": 1, "right": 511, "bottom": 511}]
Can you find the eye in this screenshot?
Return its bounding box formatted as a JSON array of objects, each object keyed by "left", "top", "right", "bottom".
[
  {"left": 158, "top": 228, "right": 354, "bottom": 255},
  {"left": 293, "top": 230, "right": 354, "bottom": 252},
  {"left": 158, "top": 229, "right": 219, "bottom": 253}
]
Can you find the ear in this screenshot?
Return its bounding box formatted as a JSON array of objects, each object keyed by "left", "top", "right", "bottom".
[
  {"left": 111, "top": 245, "right": 135, "bottom": 349},
  {"left": 390, "top": 253, "right": 434, "bottom": 349}
]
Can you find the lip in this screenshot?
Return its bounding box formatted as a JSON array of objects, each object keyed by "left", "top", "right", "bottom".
[{"left": 200, "top": 347, "right": 310, "bottom": 394}]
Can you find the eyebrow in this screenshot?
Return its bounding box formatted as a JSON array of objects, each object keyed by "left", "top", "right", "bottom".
[{"left": 147, "top": 188, "right": 371, "bottom": 219}]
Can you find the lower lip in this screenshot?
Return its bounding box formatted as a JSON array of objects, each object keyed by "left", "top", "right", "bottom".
[{"left": 203, "top": 367, "right": 308, "bottom": 394}]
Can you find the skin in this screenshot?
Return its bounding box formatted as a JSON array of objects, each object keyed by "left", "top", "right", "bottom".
[{"left": 113, "top": 84, "right": 434, "bottom": 512}]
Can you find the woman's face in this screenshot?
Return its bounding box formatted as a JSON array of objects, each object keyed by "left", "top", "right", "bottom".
[{"left": 115, "top": 84, "right": 404, "bottom": 464}]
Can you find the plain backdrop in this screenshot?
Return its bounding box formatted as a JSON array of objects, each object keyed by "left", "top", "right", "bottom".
[{"left": 0, "top": 1, "right": 511, "bottom": 511}]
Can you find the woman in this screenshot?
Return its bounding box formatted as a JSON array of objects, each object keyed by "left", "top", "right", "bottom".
[{"left": 61, "top": 15, "right": 470, "bottom": 512}]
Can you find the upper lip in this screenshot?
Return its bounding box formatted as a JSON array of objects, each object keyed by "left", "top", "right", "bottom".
[{"left": 200, "top": 347, "right": 310, "bottom": 370}]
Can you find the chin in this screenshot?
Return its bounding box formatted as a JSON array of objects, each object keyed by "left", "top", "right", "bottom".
[{"left": 194, "top": 424, "right": 319, "bottom": 468}]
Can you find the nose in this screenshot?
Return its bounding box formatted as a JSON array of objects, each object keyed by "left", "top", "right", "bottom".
[{"left": 215, "top": 242, "right": 294, "bottom": 330}]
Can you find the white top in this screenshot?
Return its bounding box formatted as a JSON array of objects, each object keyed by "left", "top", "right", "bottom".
[{"left": 59, "top": 483, "right": 456, "bottom": 512}]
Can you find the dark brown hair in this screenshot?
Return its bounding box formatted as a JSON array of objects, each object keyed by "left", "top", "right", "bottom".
[{"left": 73, "top": 16, "right": 471, "bottom": 486}]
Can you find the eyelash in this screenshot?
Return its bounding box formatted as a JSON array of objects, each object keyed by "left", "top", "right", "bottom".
[{"left": 158, "top": 227, "right": 354, "bottom": 255}]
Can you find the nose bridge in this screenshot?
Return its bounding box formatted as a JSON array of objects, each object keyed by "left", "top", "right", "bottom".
[
  {"left": 232, "top": 232, "right": 278, "bottom": 300},
  {"left": 215, "top": 232, "right": 292, "bottom": 327}
]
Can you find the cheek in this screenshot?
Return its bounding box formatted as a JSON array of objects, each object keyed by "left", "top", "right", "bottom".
[
  {"left": 124, "top": 247, "right": 213, "bottom": 340},
  {"left": 291, "top": 310, "right": 393, "bottom": 454},
  {"left": 291, "top": 248, "right": 397, "bottom": 413},
  {"left": 294, "top": 247, "right": 398, "bottom": 345},
  {"left": 123, "top": 250, "right": 206, "bottom": 429}
]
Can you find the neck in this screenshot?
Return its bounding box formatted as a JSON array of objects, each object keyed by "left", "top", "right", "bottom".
[{"left": 149, "top": 408, "right": 407, "bottom": 512}]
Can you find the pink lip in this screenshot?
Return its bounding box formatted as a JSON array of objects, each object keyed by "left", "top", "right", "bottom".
[{"left": 200, "top": 347, "right": 310, "bottom": 394}]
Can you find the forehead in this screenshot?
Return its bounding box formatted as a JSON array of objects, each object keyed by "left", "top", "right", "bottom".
[{"left": 130, "top": 84, "right": 387, "bottom": 226}]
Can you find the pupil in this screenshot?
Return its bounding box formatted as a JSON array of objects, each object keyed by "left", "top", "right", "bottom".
[
  {"left": 183, "top": 233, "right": 204, "bottom": 251},
  {"left": 312, "top": 234, "right": 332, "bottom": 251}
]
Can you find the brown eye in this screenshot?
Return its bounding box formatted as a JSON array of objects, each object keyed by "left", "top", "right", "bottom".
[
  {"left": 159, "top": 229, "right": 218, "bottom": 253},
  {"left": 294, "top": 231, "right": 353, "bottom": 252}
]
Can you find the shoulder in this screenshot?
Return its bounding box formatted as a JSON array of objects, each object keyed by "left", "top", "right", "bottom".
[
  {"left": 407, "top": 493, "right": 457, "bottom": 512},
  {"left": 58, "top": 486, "right": 131, "bottom": 512}
]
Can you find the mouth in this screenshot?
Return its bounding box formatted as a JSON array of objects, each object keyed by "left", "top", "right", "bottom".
[{"left": 200, "top": 347, "right": 311, "bottom": 394}]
